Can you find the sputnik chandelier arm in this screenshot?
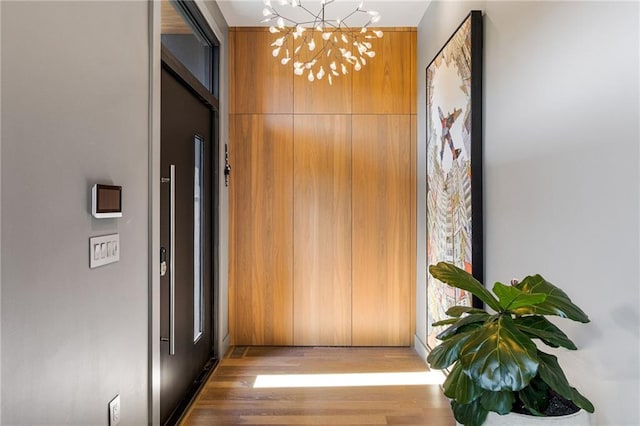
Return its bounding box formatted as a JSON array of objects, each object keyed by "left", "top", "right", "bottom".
[{"left": 261, "top": 0, "right": 383, "bottom": 85}]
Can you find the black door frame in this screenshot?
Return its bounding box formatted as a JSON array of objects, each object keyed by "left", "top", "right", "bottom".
[
  {"left": 150, "top": 2, "right": 226, "bottom": 423},
  {"left": 159, "top": 47, "right": 220, "bottom": 425}
]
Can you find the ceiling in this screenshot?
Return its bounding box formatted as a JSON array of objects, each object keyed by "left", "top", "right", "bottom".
[{"left": 216, "top": 0, "right": 432, "bottom": 27}]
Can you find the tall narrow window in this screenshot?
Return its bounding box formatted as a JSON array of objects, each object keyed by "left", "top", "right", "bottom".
[{"left": 193, "top": 135, "right": 204, "bottom": 342}]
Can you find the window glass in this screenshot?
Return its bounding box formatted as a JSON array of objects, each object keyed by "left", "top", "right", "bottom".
[
  {"left": 193, "top": 135, "right": 204, "bottom": 342},
  {"left": 161, "top": 0, "right": 213, "bottom": 92}
]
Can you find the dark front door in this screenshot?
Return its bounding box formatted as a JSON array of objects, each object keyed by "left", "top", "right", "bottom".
[{"left": 160, "top": 65, "right": 214, "bottom": 425}]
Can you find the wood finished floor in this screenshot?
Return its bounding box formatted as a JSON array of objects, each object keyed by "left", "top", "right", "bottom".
[{"left": 180, "top": 346, "right": 454, "bottom": 425}]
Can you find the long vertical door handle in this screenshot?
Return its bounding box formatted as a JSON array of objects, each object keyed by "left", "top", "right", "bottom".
[
  {"left": 161, "top": 165, "right": 176, "bottom": 356},
  {"left": 168, "top": 164, "right": 176, "bottom": 356}
]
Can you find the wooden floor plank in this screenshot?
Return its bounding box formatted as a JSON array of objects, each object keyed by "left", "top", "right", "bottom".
[{"left": 181, "top": 347, "right": 454, "bottom": 425}]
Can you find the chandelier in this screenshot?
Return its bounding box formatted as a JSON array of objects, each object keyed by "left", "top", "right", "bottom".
[{"left": 261, "top": 0, "right": 383, "bottom": 85}]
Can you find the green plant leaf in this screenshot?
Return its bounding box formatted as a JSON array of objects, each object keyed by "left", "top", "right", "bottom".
[
  {"left": 518, "top": 375, "right": 550, "bottom": 416},
  {"left": 447, "top": 306, "right": 488, "bottom": 317},
  {"left": 432, "top": 318, "right": 460, "bottom": 327},
  {"left": 537, "top": 351, "right": 595, "bottom": 413},
  {"left": 513, "top": 275, "right": 590, "bottom": 323},
  {"left": 514, "top": 316, "right": 577, "bottom": 350},
  {"left": 428, "top": 331, "right": 474, "bottom": 369},
  {"left": 536, "top": 351, "right": 572, "bottom": 396},
  {"left": 429, "top": 262, "right": 502, "bottom": 312},
  {"left": 443, "top": 363, "right": 482, "bottom": 404},
  {"left": 492, "top": 282, "right": 547, "bottom": 311},
  {"left": 436, "top": 313, "right": 492, "bottom": 340},
  {"left": 568, "top": 388, "right": 595, "bottom": 414},
  {"left": 451, "top": 399, "right": 489, "bottom": 426},
  {"left": 479, "top": 390, "right": 515, "bottom": 415},
  {"left": 460, "top": 315, "right": 539, "bottom": 392}
]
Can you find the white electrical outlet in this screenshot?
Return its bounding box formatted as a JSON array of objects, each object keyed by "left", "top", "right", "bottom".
[{"left": 109, "top": 394, "right": 121, "bottom": 426}]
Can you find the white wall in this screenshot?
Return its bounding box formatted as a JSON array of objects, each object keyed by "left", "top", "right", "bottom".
[
  {"left": 1, "top": 1, "right": 149, "bottom": 424},
  {"left": 0, "top": 1, "right": 3, "bottom": 421},
  {"left": 416, "top": 1, "right": 640, "bottom": 425}
]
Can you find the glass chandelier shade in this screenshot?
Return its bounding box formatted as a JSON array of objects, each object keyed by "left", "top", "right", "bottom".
[{"left": 261, "top": 0, "right": 383, "bottom": 85}]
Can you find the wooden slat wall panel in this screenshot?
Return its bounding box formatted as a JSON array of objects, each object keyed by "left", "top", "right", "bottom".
[
  {"left": 352, "top": 115, "right": 412, "bottom": 346},
  {"left": 352, "top": 31, "right": 412, "bottom": 114},
  {"left": 228, "top": 118, "right": 236, "bottom": 342},
  {"left": 293, "top": 115, "right": 352, "bottom": 346},
  {"left": 229, "top": 28, "right": 417, "bottom": 347},
  {"left": 228, "top": 30, "right": 237, "bottom": 340},
  {"left": 233, "top": 30, "right": 293, "bottom": 114},
  {"left": 232, "top": 114, "right": 294, "bottom": 345},
  {"left": 293, "top": 34, "right": 352, "bottom": 114},
  {"left": 410, "top": 30, "right": 417, "bottom": 115},
  {"left": 228, "top": 29, "right": 236, "bottom": 114}
]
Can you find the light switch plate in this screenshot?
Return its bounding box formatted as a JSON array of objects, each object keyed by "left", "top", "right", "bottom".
[{"left": 90, "top": 234, "right": 119, "bottom": 268}]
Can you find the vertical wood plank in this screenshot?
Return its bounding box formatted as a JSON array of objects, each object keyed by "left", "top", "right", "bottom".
[
  {"left": 228, "top": 29, "right": 237, "bottom": 339},
  {"left": 228, "top": 114, "right": 237, "bottom": 343},
  {"left": 294, "top": 34, "right": 352, "bottom": 114},
  {"left": 293, "top": 115, "right": 352, "bottom": 346},
  {"left": 228, "top": 29, "right": 236, "bottom": 114},
  {"left": 352, "top": 115, "right": 412, "bottom": 346},
  {"left": 232, "top": 114, "right": 294, "bottom": 345},
  {"left": 233, "top": 29, "right": 293, "bottom": 113},
  {"left": 352, "top": 31, "right": 412, "bottom": 114},
  {"left": 410, "top": 30, "right": 417, "bottom": 115}
]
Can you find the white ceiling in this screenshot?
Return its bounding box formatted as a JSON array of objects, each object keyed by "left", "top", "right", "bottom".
[{"left": 216, "top": 0, "right": 431, "bottom": 27}]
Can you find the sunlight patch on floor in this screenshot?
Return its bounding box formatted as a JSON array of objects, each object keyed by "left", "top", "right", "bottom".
[{"left": 253, "top": 371, "right": 446, "bottom": 388}]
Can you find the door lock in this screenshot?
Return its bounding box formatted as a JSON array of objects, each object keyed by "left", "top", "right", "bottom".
[
  {"left": 160, "top": 247, "right": 167, "bottom": 277},
  {"left": 224, "top": 144, "right": 231, "bottom": 187}
]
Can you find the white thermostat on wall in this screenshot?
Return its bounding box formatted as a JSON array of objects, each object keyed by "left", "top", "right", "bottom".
[{"left": 91, "top": 184, "right": 122, "bottom": 218}]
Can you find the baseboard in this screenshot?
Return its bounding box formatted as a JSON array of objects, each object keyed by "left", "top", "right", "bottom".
[
  {"left": 414, "top": 334, "right": 429, "bottom": 364},
  {"left": 219, "top": 333, "right": 230, "bottom": 359}
]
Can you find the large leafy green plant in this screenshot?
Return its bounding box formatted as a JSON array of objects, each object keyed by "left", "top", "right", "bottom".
[{"left": 427, "top": 262, "right": 594, "bottom": 426}]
